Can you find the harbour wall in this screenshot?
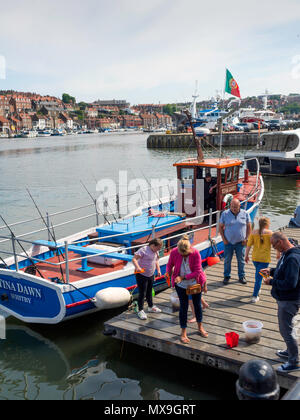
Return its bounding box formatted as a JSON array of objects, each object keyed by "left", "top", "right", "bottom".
[{"left": 147, "top": 132, "right": 261, "bottom": 149}]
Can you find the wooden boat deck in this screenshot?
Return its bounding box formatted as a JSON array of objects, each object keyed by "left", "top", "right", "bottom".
[{"left": 104, "top": 227, "right": 300, "bottom": 391}]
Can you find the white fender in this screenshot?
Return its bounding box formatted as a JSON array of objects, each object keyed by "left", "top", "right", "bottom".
[{"left": 94, "top": 288, "right": 131, "bottom": 310}]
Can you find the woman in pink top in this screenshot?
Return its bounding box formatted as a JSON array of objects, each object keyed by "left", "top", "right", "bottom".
[{"left": 166, "top": 235, "right": 208, "bottom": 344}]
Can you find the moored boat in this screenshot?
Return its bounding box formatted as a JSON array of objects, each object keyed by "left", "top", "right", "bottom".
[
  {"left": 245, "top": 129, "right": 300, "bottom": 176},
  {"left": 0, "top": 113, "right": 264, "bottom": 324}
]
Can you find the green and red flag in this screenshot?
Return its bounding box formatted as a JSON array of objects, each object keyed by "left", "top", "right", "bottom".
[{"left": 225, "top": 69, "right": 241, "bottom": 98}]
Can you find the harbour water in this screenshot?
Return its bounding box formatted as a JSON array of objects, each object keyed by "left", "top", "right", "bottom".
[{"left": 0, "top": 133, "right": 299, "bottom": 400}]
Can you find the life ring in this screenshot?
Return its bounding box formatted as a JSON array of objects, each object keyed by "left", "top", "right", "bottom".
[{"left": 222, "top": 194, "right": 233, "bottom": 210}]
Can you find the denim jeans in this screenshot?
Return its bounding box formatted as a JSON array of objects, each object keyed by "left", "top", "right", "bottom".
[
  {"left": 253, "top": 261, "right": 269, "bottom": 297},
  {"left": 136, "top": 273, "right": 154, "bottom": 311},
  {"left": 175, "top": 284, "right": 202, "bottom": 329},
  {"left": 224, "top": 242, "right": 246, "bottom": 280},
  {"left": 277, "top": 300, "right": 300, "bottom": 365}
]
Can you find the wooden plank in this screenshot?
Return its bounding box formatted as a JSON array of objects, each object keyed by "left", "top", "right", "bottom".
[{"left": 104, "top": 226, "right": 300, "bottom": 392}]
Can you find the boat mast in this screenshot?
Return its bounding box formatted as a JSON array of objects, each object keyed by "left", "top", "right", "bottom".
[
  {"left": 184, "top": 110, "right": 204, "bottom": 163},
  {"left": 190, "top": 81, "right": 199, "bottom": 120}
]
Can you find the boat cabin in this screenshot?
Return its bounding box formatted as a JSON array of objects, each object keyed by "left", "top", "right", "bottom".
[{"left": 174, "top": 158, "right": 243, "bottom": 217}]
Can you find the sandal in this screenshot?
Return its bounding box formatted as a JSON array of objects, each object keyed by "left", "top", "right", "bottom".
[
  {"left": 198, "top": 327, "right": 209, "bottom": 338},
  {"left": 180, "top": 336, "right": 190, "bottom": 344}
]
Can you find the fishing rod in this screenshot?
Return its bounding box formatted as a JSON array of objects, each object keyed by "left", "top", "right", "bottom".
[
  {"left": 80, "top": 180, "right": 111, "bottom": 226},
  {"left": 91, "top": 173, "right": 119, "bottom": 224},
  {"left": 0, "top": 214, "right": 45, "bottom": 279},
  {"left": 0, "top": 255, "right": 10, "bottom": 270},
  {"left": 128, "top": 168, "right": 151, "bottom": 210},
  {"left": 140, "top": 169, "right": 164, "bottom": 207},
  {"left": 26, "top": 188, "right": 66, "bottom": 282},
  {"left": 26, "top": 188, "right": 58, "bottom": 244}
]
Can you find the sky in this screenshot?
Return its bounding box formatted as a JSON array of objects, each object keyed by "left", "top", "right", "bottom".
[{"left": 0, "top": 0, "right": 300, "bottom": 104}]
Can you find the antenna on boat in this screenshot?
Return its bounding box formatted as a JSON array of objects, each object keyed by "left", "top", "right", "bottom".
[
  {"left": 183, "top": 110, "right": 204, "bottom": 163},
  {"left": 190, "top": 80, "right": 199, "bottom": 120}
]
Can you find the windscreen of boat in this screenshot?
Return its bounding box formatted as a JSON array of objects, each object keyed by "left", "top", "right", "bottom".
[{"left": 260, "top": 134, "right": 299, "bottom": 152}]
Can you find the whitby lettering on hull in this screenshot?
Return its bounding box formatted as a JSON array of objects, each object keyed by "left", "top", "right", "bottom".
[{"left": 0, "top": 278, "right": 43, "bottom": 302}]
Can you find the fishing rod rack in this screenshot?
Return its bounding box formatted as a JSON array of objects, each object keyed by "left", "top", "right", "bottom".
[{"left": 0, "top": 182, "right": 261, "bottom": 285}]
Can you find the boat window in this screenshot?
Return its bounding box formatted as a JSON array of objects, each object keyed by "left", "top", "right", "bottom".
[
  {"left": 220, "top": 168, "right": 226, "bottom": 184},
  {"left": 226, "top": 167, "right": 234, "bottom": 183},
  {"left": 234, "top": 166, "right": 240, "bottom": 181},
  {"left": 181, "top": 168, "right": 194, "bottom": 180}
]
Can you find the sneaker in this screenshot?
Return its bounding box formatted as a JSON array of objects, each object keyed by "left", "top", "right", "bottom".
[
  {"left": 251, "top": 296, "right": 260, "bottom": 304},
  {"left": 276, "top": 350, "right": 289, "bottom": 360},
  {"left": 137, "top": 310, "right": 147, "bottom": 320},
  {"left": 239, "top": 277, "right": 247, "bottom": 285},
  {"left": 148, "top": 305, "right": 162, "bottom": 313},
  {"left": 223, "top": 277, "right": 230, "bottom": 285},
  {"left": 277, "top": 363, "right": 300, "bottom": 373}
]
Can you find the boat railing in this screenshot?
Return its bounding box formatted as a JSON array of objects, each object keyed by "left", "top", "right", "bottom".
[
  {"left": 0, "top": 187, "right": 261, "bottom": 259},
  {"left": 0, "top": 183, "right": 177, "bottom": 246},
  {"left": 0, "top": 208, "right": 222, "bottom": 281},
  {"left": 0, "top": 176, "right": 262, "bottom": 284}
]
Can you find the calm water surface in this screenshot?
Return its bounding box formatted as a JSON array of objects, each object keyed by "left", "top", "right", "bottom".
[{"left": 0, "top": 133, "right": 299, "bottom": 400}]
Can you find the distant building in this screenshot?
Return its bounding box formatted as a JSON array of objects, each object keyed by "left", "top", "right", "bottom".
[
  {"left": 19, "top": 113, "right": 32, "bottom": 130},
  {"left": 10, "top": 95, "right": 32, "bottom": 113},
  {"left": 134, "top": 104, "right": 165, "bottom": 113},
  {"left": 32, "top": 114, "right": 47, "bottom": 130},
  {"left": 120, "top": 114, "right": 143, "bottom": 128},
  {"left": 0, "top": 95, "right": 10, "bottom": 116},
  {"left": 9, "top": 116, "right": 22, "bottom": 132},
  {"left": 140, "top": 113, "right": 157, "bottom": 129},
  {"left": 0, "top": 116, "right": 10, "bottom": 134},
  {"left": 60, "top": 113, "right": 74, "bottom": 130},
  {"left": 155, "top": 113, "right": 172, "bottom": 127},
  {"left": 87, "top": 108, "right": 98, "bottom": 118},
  {"left": 94, "top": 99, "right": 130, "bottom": 110}
]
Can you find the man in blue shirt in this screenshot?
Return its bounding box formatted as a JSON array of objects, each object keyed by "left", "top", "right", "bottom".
[
  {"left": 289, "top": 206, "right": 300, "bottom": 228},
  {"left": 219, "top": 198, "right": 252, "bottom": 285}
]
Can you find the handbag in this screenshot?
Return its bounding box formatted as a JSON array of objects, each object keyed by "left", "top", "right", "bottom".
[{"left": 186, "top": 283, "right": 202, "bottom": 296}]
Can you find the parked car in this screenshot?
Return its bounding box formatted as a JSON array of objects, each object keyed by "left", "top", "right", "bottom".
[
  {"left": 252, "top": 121, "right": 268, "bottom": 130},
  {"left": 267, "top": 120, "right": 281, "bottom": 131},
  {"left": 234, "top": 123, "right": 251, "bottom": 132}
]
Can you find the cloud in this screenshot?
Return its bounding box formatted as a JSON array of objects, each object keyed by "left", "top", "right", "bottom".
[{"left": 1, "top": 0, "right": 300, "bottom": 102}]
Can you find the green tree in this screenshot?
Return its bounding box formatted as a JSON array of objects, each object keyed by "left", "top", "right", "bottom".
[
  {"left": 62, "top": 93, "right": 76, "bottom": 104},
  {"left": 163, "top": 104, "right": 176, "bottom": 115}
]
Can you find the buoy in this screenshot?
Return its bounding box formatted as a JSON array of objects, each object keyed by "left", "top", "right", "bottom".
[
  {"left": 207, "top": 256, "right": 221, "bottom": 266},
  {"left": 93, "top": 288, "right": 131, "bottom": 310}
]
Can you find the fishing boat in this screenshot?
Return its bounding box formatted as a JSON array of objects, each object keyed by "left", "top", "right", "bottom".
[
  {"left": 245, "top": 129, "right": 300, "bottom": 176},
  {"left": 0, "top": 112, "right": 264, "bottom": 324}
]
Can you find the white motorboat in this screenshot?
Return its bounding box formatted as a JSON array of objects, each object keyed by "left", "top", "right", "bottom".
[
  {"left": 21, "top": 131, "right": 37, "bottom": 138},
  {"left": 37, "top": 130, "right": 52, "bottom": 137}
]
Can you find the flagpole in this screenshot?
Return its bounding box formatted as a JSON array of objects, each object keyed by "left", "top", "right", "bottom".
[{"left": 220, "top": 68, "right": 227, "bottom": 160}]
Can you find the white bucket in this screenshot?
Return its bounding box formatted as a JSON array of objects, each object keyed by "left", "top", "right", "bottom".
[
  {"left": 243, "top": 320, "right": 264, "bottom": 344},
  {"left": 170, "top": 292, "right": 180, "bottom": 312}
]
